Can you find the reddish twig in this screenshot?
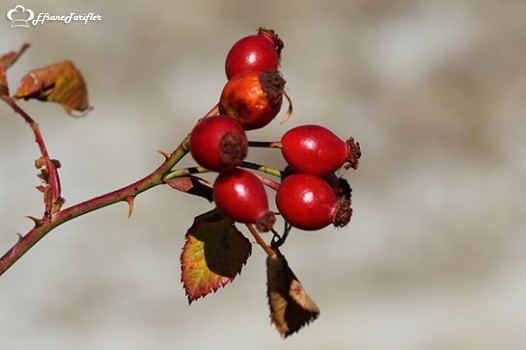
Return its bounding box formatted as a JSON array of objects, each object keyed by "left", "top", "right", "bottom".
[
  {"left": 0, "top": 103, "right": 219, "bottom": 276},
  {"left": 2, "top": 95, "right": 63, "bottom": 216}
]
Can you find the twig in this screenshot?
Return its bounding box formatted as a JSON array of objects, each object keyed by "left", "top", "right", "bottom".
[
  {"left": 0, "top": 103, "right": 219, "bottom": 276},
  {"left": 2, "top": 96, "right": 63, "bottom": 216}
]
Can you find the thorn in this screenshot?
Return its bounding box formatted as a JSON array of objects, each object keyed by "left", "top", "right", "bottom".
[
  {"left": 156, "top": 149, "right": 171, "bottom": 161},
  {"left": 16, "top": 233, "right": 24, "bottom": 242},
  {"left": 25, "top": 216, "right": 43, "bottom": 227},
  {"left": 124, "top": 195, "right": 135, "bottom": 218}
]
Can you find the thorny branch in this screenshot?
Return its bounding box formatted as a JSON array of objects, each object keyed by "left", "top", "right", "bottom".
[
  {"left": 0, "top": 103, "right": 219, "bottom": 276},
  {"left": 1, "top": 95, "right": 63, "bottom": 217}
]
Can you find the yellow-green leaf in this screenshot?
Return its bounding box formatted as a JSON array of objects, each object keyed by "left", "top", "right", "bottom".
[
  {"left": 14, "top": 60, "right": 91, "bottom": 116},
  {"left": 267, "top": 251, "right": 320, "bottom": 337},
  {"left": 181, "top": 208, "right": 251, "bottom": 304}
]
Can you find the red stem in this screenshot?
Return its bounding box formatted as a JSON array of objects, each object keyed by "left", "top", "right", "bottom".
[
  {"left": 2, "top": 96, "right": 63, "bottom": 216},
  {"left": 0, "top": 103, "right": 219, "bottom": 276}
]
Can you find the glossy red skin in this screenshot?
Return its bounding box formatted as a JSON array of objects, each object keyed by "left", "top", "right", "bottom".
[
  {"left": 219, "top": 70, "right": 282, "bottom": 130},
  {"left": 213, "top": 168, "right": 269, "bottom": 223},
  {"left": 281, "top": 125, "right": 348, "bottom": 176},
  {"left": 225, "top": 34, "right": 279, "bottom": 79},
  {"left": 276, "top": 173, "right": 338, "bottom": 230},
  {"left": 189, "top": 115, "right": 247, "bottom": 172}
]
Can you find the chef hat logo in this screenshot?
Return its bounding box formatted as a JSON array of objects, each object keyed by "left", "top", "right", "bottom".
[{"left": 7, "top": 5, "right": 35, "bottom": 28}]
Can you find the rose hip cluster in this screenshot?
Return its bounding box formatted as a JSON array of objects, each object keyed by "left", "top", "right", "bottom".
[{"left": 189, "top": 28, "right": 361, "bottom": 233}]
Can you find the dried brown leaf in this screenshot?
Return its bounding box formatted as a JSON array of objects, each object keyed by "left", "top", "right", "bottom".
[
  {"left": 0, "top": 65, "right": 8, "bottom": 96},
  {"left": 14, "top": 60, "right": 91, "bottom": 116},
  {"left": 267, "top": 251, "right": 320, "bottom": 337}
]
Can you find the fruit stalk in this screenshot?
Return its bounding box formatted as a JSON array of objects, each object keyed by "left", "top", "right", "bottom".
[
  {"left": 246, "top": 223, "right": 276, "bottom": 257},
  {"left": 240, "top": 161, "right": 282, "bottom": 178},
  {"left": 247, "top": 141, "right": 282, "bottom": 149}
]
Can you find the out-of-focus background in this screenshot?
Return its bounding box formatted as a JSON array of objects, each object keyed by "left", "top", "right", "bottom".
[{"left": 1, "top": 0, "right": 525, "bottom": 349}]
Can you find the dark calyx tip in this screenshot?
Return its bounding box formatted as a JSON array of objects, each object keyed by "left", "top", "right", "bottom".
[
  {"left": 256, "top": 211, "right": 276, "bottom": 232},
  {"left": 345, "top": 137, "right": 361, "bottom": 170},
  {"left": 333, "top": 198, "right": 352, "bottom": 228},
  {"left": 219, "top": 131, "right": 248, "bottom": 168}
]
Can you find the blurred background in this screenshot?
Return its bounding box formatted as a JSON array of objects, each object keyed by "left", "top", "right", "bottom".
[{"left": 1, "top": 0, "right": 525, "bottom": 349}]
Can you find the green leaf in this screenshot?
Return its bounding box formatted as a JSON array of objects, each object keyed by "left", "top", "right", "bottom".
[
  {"left": 14, "top": 60, "right": 92, "bottom": 116},
  {"left": 267, "top": 250, "right": 320, "bottom": 337},
  {"left": 181, "top": 208, "right": 251, "bottom": 304}
]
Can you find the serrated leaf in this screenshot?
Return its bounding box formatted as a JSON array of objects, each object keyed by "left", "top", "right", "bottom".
[
  {"left": 14, "top": 60, "right": 91, "bottom": 116},
  {"left": 0, "top": 43, "right": 30, "bottom": 70},
  {"left": 181, "top": 208, "right": 251, "bottom": 304},
  {"left": 267, "top": 251, "right": 320, "bottom": 337},
  {"left": 166, "top": 176, "right": 213, "bottom": 202}
]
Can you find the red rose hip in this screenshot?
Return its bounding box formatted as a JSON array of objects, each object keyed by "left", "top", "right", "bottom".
[
  {"left": 213, "top": 168, "right": 275, "bottom": 231},
  {"left": 280, "top": 125, "right": 361, "bottom": 176},
  {"left": 276, "top": 173, "right": 350, "bottom": 230},
  {"left": 225, "top": 27, "right": 283, "bottom": 79},
  {"left": 189, "top": 115, "right": 248, "bottom": 173},
  {"left": 219, "top": 70, "right": 285, "bottom": 130}
]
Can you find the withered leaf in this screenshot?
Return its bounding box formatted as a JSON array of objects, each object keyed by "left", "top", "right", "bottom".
[
  {"left": 0, "top": 43, "right": 30, "bottom": 70},
  {"left": 0, "top": 65, "right": 7, "bottom": 96},
  {"left": 166, "top": 176, "right": 213, "bottom": 202},
  {"left": 181, "top": 208, "right": 251, "bottom": 304},
  {"left": 267, "top": 251, "right": 320, "bottom": 337},
  {"left": 14, "top": 60, "right": 91, "bottom": 116}
]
